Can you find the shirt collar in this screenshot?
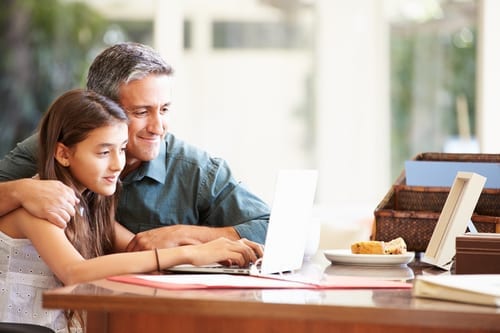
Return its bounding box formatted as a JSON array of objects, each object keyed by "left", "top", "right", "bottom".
[{"left": 123, "top": 140, "right": 167, "bottom": 184}]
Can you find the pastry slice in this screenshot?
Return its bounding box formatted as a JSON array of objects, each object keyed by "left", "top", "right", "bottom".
[{"left": 351, "top": 237, "right": 407, "bottom": 255}]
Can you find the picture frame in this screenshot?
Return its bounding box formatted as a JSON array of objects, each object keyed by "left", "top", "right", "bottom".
[{"left": 421, "top": 172, "right": 486, "bottom": 270}]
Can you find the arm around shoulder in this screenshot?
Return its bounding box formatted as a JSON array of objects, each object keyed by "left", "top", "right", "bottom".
[{"left": 0, "top": 178, "right": 78, "bottom": 227}]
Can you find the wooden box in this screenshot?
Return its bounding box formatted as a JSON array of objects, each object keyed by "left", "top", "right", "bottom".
[
  {"left": 373, "top": 153, "right": 500, "bottom": 252},
  {"left": 455, "top": 233, "right": 500, "bottom": 274}
]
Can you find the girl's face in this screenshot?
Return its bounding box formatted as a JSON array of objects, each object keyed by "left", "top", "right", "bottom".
[{"left": 63, "top": 123, "right": 128, "bottom": 195}]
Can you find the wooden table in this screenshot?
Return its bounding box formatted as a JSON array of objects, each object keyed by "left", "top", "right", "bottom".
[{"left": 43, "top": 254, "right": 500, "bottom": 333}]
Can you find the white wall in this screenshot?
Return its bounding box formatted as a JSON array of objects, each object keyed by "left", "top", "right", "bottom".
[{"left": 314, "top": 0, "right": 390, "bottom": 208}]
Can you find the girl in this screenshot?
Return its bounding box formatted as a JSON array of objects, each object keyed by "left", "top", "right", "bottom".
[{"left": 0, "top": 89, "right": 262, "bottom": 332}]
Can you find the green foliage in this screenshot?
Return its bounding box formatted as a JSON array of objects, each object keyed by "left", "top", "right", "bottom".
[
  {"left": 389, "top": 23, "right": 476, "bottom": 180},
  {"left": 0, "top": 0, "right": 107, "bottom": 157},
  {"left": 390, "top": 32, "right": 415, "bottom": 178}
]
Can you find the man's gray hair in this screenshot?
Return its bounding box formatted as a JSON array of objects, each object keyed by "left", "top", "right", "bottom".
[{"left": 86, "top": 42, "right": 173, "bottom": 102}]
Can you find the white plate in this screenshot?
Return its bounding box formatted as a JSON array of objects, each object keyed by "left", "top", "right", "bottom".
[{"left": 323, "top": 249, "right": 415, "bottom": 266}]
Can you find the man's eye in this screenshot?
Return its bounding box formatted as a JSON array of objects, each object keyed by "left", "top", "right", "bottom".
[
  {"left": 160, "top": 107, "right": 170, "bottom": 115},
  {"left": 134, "top": 110, "right": 148, "bottom": 117}
]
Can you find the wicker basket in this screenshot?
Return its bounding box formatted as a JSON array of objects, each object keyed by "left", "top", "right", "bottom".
[{"left": 373, "top": 152, "right": 500, "bottom": 252}]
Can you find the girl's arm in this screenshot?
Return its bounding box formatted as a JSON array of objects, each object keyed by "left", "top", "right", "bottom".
[
  {"left": 17, "top": 209, "right": 160, "bottom": 285},
  {"left": 113, "top": 220, "right": 135, "bottom": 252},
  {"left": 15, "top": 209, "right": 262, "bottom": 286}
]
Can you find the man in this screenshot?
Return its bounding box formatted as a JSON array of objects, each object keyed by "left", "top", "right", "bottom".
[{"left": 0, "top": 42, "right": 270, "bottom": 250}]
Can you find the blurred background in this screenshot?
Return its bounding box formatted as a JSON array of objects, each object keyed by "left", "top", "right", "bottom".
[{"left": 1, "top": 0, "right": 498, "bottom": 248}]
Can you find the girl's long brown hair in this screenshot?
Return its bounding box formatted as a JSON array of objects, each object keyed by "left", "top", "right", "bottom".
[{"left": 38, "top": 89, "right": 128, "bottom": 259}]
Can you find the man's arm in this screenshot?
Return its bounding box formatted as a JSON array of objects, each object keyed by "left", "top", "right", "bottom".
[
  {"left": 125, "top": 158, "right": 270, "bottom": 251},
  {"left": 125, "top": 224, "right": 239, "bottom": 251},
  {"left": 199, "top": 160, "right": 271, "bottom": 243},
  {"left": 0, "top": 134, "right": 39, "bottom": 182},
  {"left": 0, "top": 134, "right": 78, "bottom": 226}
]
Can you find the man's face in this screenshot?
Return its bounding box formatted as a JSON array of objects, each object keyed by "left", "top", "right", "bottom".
[{"left": 118, "top": 74, "right": 172, "bottom": 166}]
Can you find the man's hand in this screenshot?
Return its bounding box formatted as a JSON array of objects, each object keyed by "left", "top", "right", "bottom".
[
  {"left": 125, "top": 225, "right": 240, "bottom": 251},
  {"left": 15, "top": 178, "right": 79, "bottom": 228}
]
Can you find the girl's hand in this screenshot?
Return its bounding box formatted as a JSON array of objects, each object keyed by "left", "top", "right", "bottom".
[{"left": 188, "top": 237, "right": 264, "bottom": 267}]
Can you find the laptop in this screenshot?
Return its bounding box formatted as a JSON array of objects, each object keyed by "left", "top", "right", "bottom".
[{"left": 167, "top": 169, "right": 318, "bottom": 276}]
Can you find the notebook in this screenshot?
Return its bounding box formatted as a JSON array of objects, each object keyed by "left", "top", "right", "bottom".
[{"left": 167, "top": 169, "right": 318, "bottom": 276}]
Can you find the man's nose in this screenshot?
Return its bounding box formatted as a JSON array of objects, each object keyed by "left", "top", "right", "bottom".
[{"left": 147, "top": 112, "right": 166, "bottom": 135}]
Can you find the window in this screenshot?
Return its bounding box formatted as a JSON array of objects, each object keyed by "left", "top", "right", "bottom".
[
  {"left": 389, "top": 0, "right": 478, "bottom": 179},
  {"left": 212, "top": 21, "right": 309, "bottom": 49}
]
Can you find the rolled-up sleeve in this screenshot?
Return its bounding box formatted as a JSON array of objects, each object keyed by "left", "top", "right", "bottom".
[{"left": 198, "top": 157, "right": 270, "bottom": 244}]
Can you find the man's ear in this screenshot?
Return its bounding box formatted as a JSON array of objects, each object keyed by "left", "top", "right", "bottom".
[{"left": 54, "top": 142, "right": 71, "bottom": 167}]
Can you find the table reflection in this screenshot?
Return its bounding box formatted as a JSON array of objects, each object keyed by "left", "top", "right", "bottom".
[{"left": 324, "top": 264, "right": 415, "bottom": 281}]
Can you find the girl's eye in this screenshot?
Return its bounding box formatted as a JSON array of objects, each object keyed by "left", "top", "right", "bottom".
[{"left": 98, "top": 151, "right": 110, "bottom": 156}]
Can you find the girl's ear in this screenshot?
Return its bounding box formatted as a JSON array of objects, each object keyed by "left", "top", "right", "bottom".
[{"left": 54, "top": 142, "right": 71, "bottom": 167}]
